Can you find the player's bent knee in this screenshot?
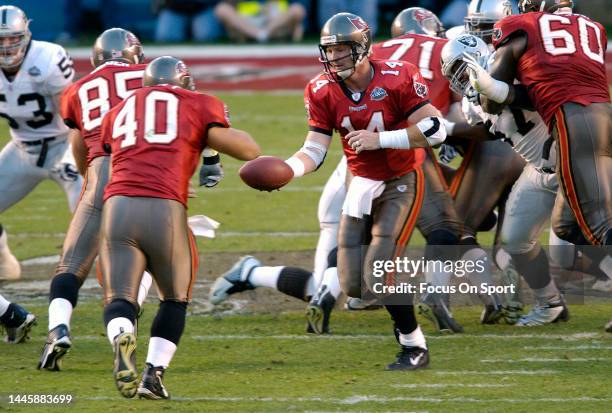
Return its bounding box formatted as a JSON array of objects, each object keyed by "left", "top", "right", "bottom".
[{"left": 49, "top": 272, "right": 82, "bottom": 307}]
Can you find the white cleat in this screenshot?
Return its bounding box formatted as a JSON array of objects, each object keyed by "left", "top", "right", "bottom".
[
  {"left": 515, "top": 300, "right": 569, "bottom": 326},
  {"left": 209, "top": 256, "right": 261, "bottom": 305},
  {"left": 591, "top": 279, "right": 612, "bottom": 292},
  {"left": 0, "top": 249, "right": 21, "bottom": 280}
]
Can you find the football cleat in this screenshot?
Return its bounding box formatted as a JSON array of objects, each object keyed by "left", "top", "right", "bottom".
[
  {"left": 344, "top": 297, "right": 383, "bottom": 311},
  {"left": 605, "top": 320, "right": 612, "bottom": 333},
  {"left": 480, "top": 299, "right": 505, "bottom": 325},
  {"left": 592, "top": 279, "right": 612, "bottom": 292},
  {"left": 0, "top": 248, "right": 21, "bottom": 280},
  {"left": 305, "top": 285, "right": 336, "bottom": 334},
  {"left": 515, "top": 299, "right": 569, "bottom": 326},
  {"left": 503, "top": 305, "right": 524, "bottom": 325},
  {"left": 138, "top": 363, "right": 169, "bottom": 400},
  {"left": 417, "top": 293, "right": 463, "bottom": 333},
  {"left": 37, "top": 324, "right": 71, "bottom": 370},
  {"left": 4, "top": 308, "right": 36, "bottom": 344},
  {"left": 113, "top": 332, "right": 138, "bottom": 398},
  {"left": 209, "top": 256, "right": 260, "bottom": 305},
  {"left": 386, "top": 346, "right": 429, "bottom": 371}
]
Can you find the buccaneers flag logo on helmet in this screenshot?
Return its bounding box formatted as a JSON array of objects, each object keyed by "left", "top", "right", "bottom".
[{"left": 348, "top": 16, "right": 368, "bottom": 31}]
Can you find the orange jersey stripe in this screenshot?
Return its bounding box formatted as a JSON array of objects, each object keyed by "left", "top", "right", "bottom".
[
  {"left": 555, "top": 109, "right": 600, "bottom": 245},
  {"left": 187, "top": 229, "right": 199, "bottom": 300}
]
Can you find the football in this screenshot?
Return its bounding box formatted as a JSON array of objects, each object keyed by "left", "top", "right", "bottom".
[{"left": 239, "top": 156, "right": 294, "bottom": 191}]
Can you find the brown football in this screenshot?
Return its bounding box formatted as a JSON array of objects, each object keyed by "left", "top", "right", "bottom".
[{"left": 239, "top": 156, "right": 294, "bottom": 191}]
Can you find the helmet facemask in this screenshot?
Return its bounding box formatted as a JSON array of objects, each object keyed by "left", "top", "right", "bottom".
[
  {"left": 0, "top": 27, "right": 30, "bottom": 69},
  {"left": 319, "top": 41, "right": 367, "bottom": 82},
  {"left": 464, "top": 17, "right": 497, "bottom": 43}
]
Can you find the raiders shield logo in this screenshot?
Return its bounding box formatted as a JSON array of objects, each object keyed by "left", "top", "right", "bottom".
[{"left": 457, "top": 35, "right": 478, "bottom": 48}]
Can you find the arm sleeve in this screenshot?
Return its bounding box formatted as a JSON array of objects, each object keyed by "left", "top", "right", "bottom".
[
  {"left": 44, "top": 46, "right": 75, "bottom": 95},
  {"left": 304, "top": 82, "right": 333, "bottom": 136}
]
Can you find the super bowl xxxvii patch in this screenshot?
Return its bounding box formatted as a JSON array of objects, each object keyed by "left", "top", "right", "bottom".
[{"left": 370, "top": 87, "right": 387, "bottom": 101}]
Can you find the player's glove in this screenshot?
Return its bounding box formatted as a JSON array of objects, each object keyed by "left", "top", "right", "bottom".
[
  {"left": 463, "top": 52, "right": 509, "bottom": 104},
  {"left": 199, "top": 149, "right": 223, "bottom": 188},
  {"left": 438, "top": 144, "right": 458, "bottom": 164}
]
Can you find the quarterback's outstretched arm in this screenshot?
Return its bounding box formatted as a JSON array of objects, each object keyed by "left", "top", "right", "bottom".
[{"left": 285, "top": 131, "right": 331, "bottom": 177}]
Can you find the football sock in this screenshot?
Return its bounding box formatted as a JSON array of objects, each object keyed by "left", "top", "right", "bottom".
[
  {"left": 385, "top": 304, "right": 418, "bottom": 335},
  {"left": 312, "top": 222, "right": 339, "bottom": 287},
  {"left": 249, "top": 266, "right": 283, "bottom": 289},
  {"left": 137, "top": 271, "right": 154, "bottom": 307},
  {"left": 0, "top": 303, "right": 26, "bottom": 327},
  {"left": 398, "top": 325, "right": 427, "bottom": 349},
  {"left": 0, "top": 294, "right": 10, "bottom": 317},
  {"left": 461, "top": 246, "right": 496, "bottom": 306},
  {"left": 533, "top": 280, "right": 562, "bottom": 306},
  {"left": 320, "top": 267, "right": 342, "bottom": 299},
  {"left": 106, "top": 318, "right": 134, "bottom": 345},
  {"left": 48, "top": 298, "right": 73, "bottom": 330},
  {"left": 104, "top": 299, "right": 137, "bottom": 345},
  {"left": 276, "top": 267, "right": 312, "bottom": 301},
  {"left": 150, "top": 301, "right": 187, "bottom": 345},
  {"left": 512, "top": 247, "right": 551, "bottom": 290},
  {"left": 146, "top": 337, "right": 176, "bottom": 369}
]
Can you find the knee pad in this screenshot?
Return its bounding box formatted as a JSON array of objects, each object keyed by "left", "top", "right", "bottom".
[
  {"left": 103, "top": 299, "right": 137, "bottom": 326},
  {"left": 50, "top": 273, "right": 81, "bottom": 307},
  {"left": 151, "top": 300, "right": 188, "bottom": 345},
  {"left": 552, "top": 220, "right": 588, "bottom": 245}
]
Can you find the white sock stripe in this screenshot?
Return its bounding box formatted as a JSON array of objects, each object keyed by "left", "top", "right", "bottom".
[{"left": 147, "top": 336, "right": 177, "bottom": 368}]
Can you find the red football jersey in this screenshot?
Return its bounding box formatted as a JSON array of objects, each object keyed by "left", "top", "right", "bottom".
[
  {"left": 305, "top": 60, "right": 428, "bottom": 181},
  {"left": 493, "top": 12, "right": 610, "bottom": 127},
  {"left": 372, "top": 34, "right": 452, "bottom": 114},
  {"left": 61, "top": 61, "right": 147, "bottom": 164},
  {"left": 102, "top": 85, "right": 230, "bottom": 206}
]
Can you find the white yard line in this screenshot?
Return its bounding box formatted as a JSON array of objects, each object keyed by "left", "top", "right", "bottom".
[
  {"left": 523, "top": 345, "right": 612, "bottom": 350},
  {"left": 392, "top": 383, "right": 512, "bottom": 389},
  {"left": 481, "top": 357, "right": 610, "bottom": 363},
  {"left": 76, "top": 394, "right": 612, "bottom": 404}
]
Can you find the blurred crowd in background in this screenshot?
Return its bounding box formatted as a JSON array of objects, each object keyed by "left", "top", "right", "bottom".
[{"left": 11, "top": 0, "right": 598, "bottom": 45}]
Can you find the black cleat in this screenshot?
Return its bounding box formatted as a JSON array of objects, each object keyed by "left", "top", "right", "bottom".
[
  {"left": 113, "top": 332, "right": 138, "bottom": 398},
  {"left": 417, "top": 294, "right": 463, "bottom": 333},
  {"left": 605, "top": 320, "right": 612, "bottom": 333},
  {"left": 38, "top": 324, "right": 71, "bottom": 371},
  {"left": 386, "top": 346, "right": 429, "bottom": 371},
  {"left": 305, "top": 285, "right": 336, "bottom": 334},
  {"left": 3, "top": 304, "right": 36, "bottom": 344},
  {"left": 480, "top": 304, "right": 505, "bottom": 324},
  {"left": 138, "top": 363, "right": 170, "bottom": 400}
]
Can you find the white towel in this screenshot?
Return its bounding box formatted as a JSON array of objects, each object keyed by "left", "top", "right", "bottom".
[
  {"left": 342, "top": 176, "right": 385, "bottom": 219},
  {"left": 188, "top": 215, "right": 220, "bottom": 239}
]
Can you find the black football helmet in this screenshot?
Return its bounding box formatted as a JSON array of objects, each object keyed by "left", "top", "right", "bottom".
[
  {"left": 319, "top": 13, "right": 371, "bottom": 82},
  {"left": 91, "top": 28, "right": 143, "bottom": 68},
  {"left": 391, "top": 7, "right": 445, "bottom": 38},
  {"left": 143, "top": 56, "right": 195, "bottom": 91},
  {"left": 518, "top": 0, "right": 573, "bottom": 13}
]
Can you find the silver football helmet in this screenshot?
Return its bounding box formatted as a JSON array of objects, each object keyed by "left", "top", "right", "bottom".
[
  {"left": 464, "top": 0, "right": 513, "bottom": 43},
  {"left": 0, "top": 6, "right": 31, "bottom": 69},
  {"left": 441, "top": 34, "right": 490, "bottom": 95}
]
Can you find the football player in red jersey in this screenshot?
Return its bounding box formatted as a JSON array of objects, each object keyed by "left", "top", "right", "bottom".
[
  {"left": 468, "top": 0, "right": 611, "bottom": 249},
  {"left": 283, "top": 13, "right": 448, "bottom": 370},
  {"left": 38, "top": 28, "right": 151, "bottom": 372},
  {"left": 100, "top": 56, "right": 259, "bottom": 399}
]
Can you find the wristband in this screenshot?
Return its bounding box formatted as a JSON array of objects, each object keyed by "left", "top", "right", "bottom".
[{"left": 378, "top": 129, "right": 410, "bottom": 149}]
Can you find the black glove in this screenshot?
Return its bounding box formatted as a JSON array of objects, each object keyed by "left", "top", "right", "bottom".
[{"left": 199, "top": 154, "right": 223, "bottom": 188}]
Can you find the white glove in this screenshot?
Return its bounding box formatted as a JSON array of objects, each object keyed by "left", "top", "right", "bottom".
[
  {"left": 53, "top": 144, "right": 79, "bottom": 182},
  {"left": 462, "top": 52, "right": 509, "bottom": 104}
]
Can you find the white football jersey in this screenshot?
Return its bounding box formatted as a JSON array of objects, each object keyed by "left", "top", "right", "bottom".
[
  {"left": 0, "top": 40, "right": 74, "bottom": 142},
  {"left": 461, "top": 52, "right": 556, "bottom": 171}
]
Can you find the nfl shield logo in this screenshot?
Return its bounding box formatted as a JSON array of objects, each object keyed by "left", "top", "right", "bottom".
[{"left": 370, "top": 87, "right": 388, "bottom": 101}]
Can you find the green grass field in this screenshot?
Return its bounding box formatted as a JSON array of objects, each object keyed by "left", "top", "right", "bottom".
[{"left": 1, "top": 92, "right": 612, "bottom": 412}]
